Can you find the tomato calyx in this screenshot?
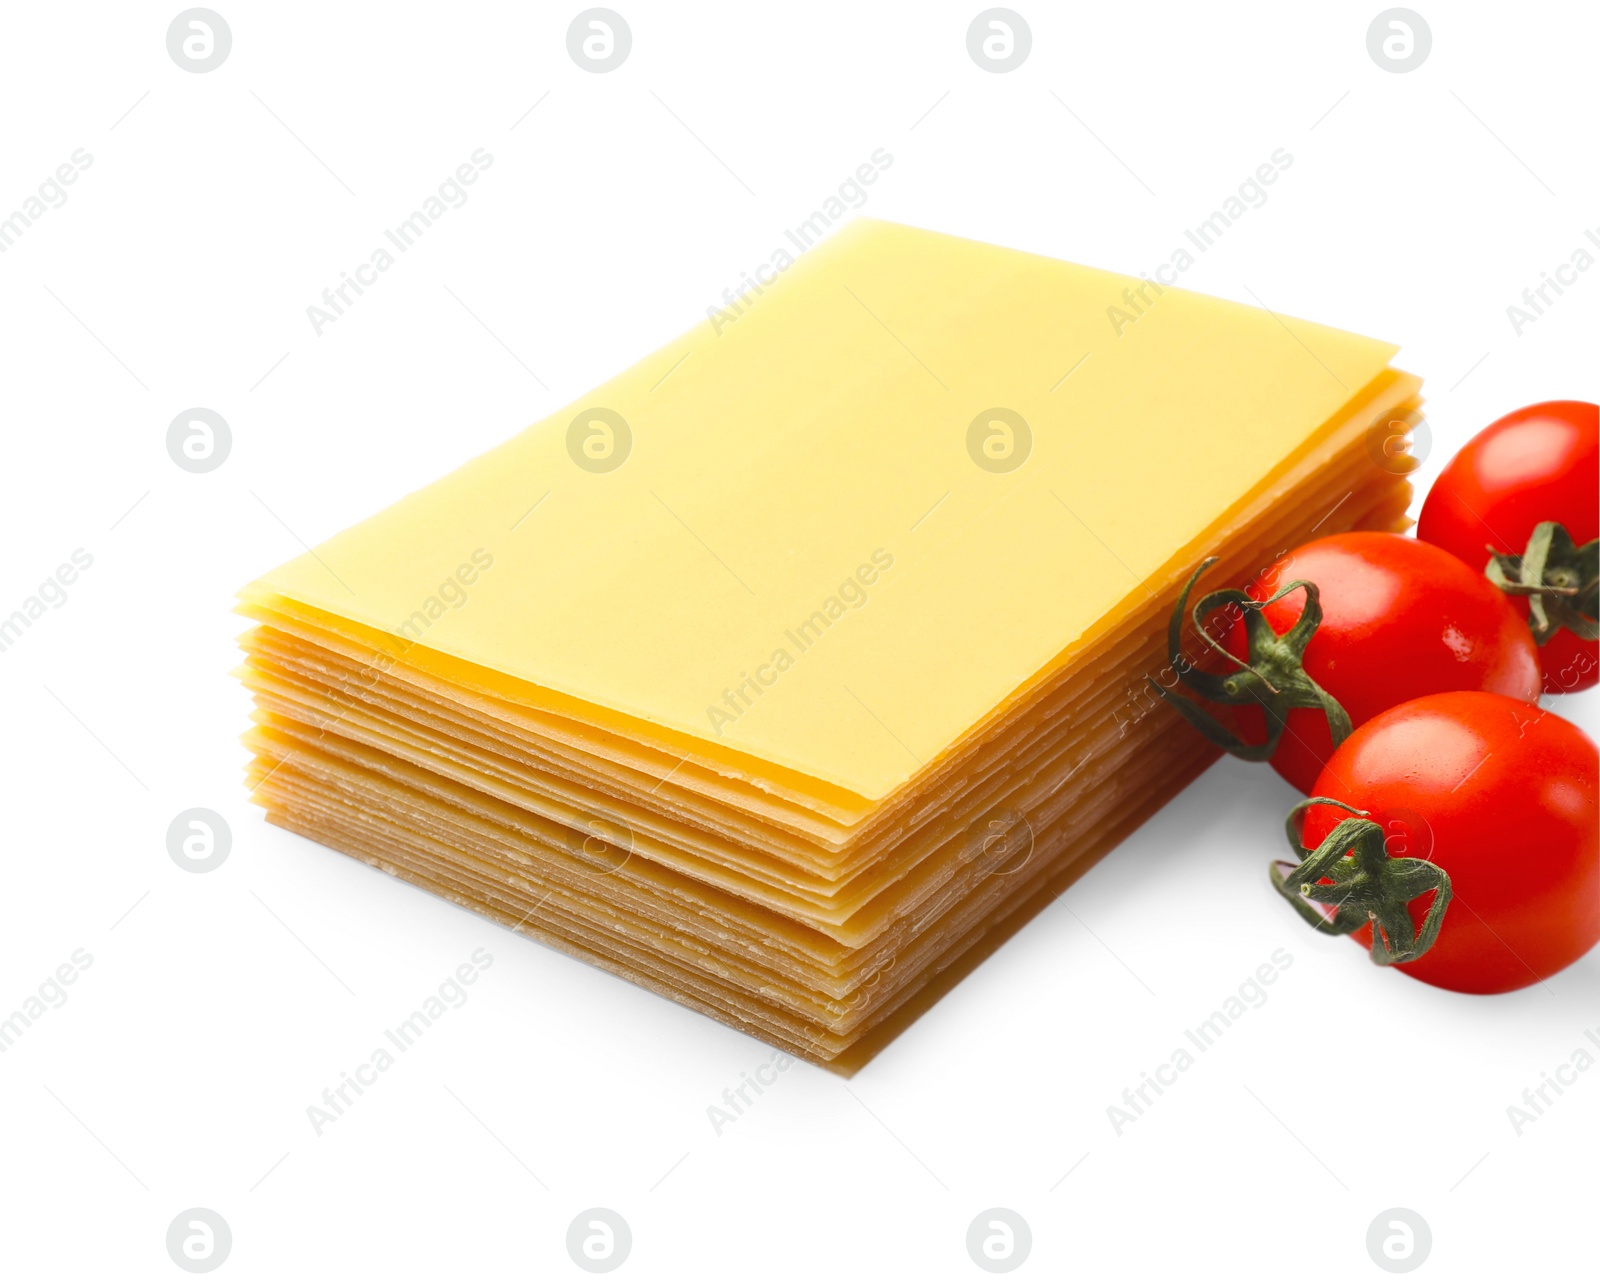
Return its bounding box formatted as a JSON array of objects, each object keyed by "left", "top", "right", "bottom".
[
  {"left": 1485, "top": 521, "right": 1599, "bottom": 645},
  {"left": 1150, "top": 556, "right": 1352, "bottom": 762},
  {"left": 1271, "top": 797, "right": 1454, "bottom": 966}
]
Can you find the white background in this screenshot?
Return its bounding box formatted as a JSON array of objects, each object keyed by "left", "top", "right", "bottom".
[{"left": 1, "top": 1, "right": 1596, "bottom": 1278}]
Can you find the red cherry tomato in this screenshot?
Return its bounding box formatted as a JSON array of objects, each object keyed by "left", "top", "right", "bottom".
[
  {"left": 1300, "top": 691, "right": 1599, "bottom": 994},
  {"left": 1418, "top": 400, "right": 1599, "bottom": 693},
  {"left": 1228, "top": 532, "right": 1541, "bottom": 792}
]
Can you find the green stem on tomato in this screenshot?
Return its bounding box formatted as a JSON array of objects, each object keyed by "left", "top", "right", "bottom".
[
  {"left": 1270, "top": 796, "right": 1453, "bottom": 966},
  {"left": 1485, "top": 521, "right": 1599, "bottom": 645},
  {"left": 1148, "top": 557, "right": 1352, "bottom": 761}
]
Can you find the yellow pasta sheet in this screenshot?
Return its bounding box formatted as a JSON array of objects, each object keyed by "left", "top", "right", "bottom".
[{"left": 242, "top": 218, "right": 1400, "bottom": 802}]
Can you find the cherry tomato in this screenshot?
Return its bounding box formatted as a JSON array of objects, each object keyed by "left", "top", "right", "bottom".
[
  {"left": 1300, "top": 691, "right": 1598, "bottom": 994},
  {"left": 1418, "top": 401, "right": 1599, "bottom": 693},
  {"left": 1228, "top": 532, "right": 1541, "bottom": 792}
]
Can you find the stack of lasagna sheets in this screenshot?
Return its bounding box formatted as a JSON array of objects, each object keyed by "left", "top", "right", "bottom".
[{"left": 238, "top": 219, "right": 1419, "bottom": 1070}]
